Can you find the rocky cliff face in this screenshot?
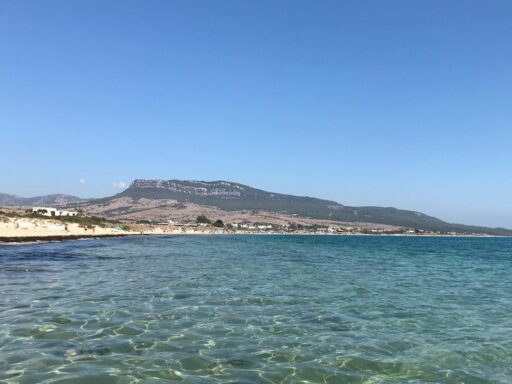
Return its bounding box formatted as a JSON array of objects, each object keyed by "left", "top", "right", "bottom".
[{"left": 130, "top": 179, "right": 244, "bottom": 198}]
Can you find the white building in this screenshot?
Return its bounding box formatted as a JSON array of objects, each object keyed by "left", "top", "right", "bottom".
[{"left": 32, "top": 207, "right": 78, "bottom": 217}]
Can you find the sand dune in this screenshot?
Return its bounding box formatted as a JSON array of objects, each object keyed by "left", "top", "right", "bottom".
[{"left": 0, "top": 217, "right": 130, "bottom": 238}]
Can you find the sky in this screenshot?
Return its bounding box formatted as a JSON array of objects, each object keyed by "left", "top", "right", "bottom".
[{"left": 1, "top": 0, "right": 511, "bottom": 228}]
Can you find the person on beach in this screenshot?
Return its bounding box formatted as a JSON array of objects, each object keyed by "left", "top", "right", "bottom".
[{"left": 64, "top": 223, "right": 69, "bottom": 232}]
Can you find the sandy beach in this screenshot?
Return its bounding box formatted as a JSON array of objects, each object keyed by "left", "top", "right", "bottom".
[
  {"left": 0, "top": 216, "right": 134, "bottom": 242},
  {"left": 0, "top": 218, "right": 125, "bottom": 237},
  {"left": 0, "top": 216, "right": 233, "bottom": 242}
]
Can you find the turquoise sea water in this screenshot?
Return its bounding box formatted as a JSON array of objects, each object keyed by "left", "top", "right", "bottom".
[{"left": 1, "top": 235, "right": 512, "bottom": 383}]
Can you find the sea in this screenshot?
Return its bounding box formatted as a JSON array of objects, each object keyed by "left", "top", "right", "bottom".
[{"left": 1, "top": 235, "right": 511, "bottom": 383}]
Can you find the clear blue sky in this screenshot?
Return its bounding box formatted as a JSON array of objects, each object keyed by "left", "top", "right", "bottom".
[{"left": 1, "top": 0, "right": 511, "bottom": 228}]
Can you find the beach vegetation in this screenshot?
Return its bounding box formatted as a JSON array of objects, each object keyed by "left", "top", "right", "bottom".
[
  {"left": 212, "top": 219, "right": 224, "bottom": 228},
  {"left": 46, "top": 214, "right": 115, "bottom": 228},
  {"left": 0, "top": 209, "right": 120, "bottom": 228},
  {"left": 196, "top": 215, "right": 211, "bottom": 224}
]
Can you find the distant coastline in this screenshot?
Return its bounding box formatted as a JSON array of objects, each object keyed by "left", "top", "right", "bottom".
[{"left": 1, "top": 206, "right": 508, "bottom": 245}]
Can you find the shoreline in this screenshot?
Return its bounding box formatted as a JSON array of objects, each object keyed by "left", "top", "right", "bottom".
[
  {"left": 2, "top": 213, "right": 509, "bottom": 243},
  {"left": 1, "top": 231, "right": 507, "bottom": 245},
  {"left": 0, "top": 233, "right": 134, "bottom": 243}
]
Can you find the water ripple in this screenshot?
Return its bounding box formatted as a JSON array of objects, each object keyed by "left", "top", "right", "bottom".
[{"left": 1, "top": 235, "right": 512, "bottom": 383}]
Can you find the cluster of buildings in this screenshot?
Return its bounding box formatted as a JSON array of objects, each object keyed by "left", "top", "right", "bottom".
[
  {"left": 145, "top": 219, "right": 401, "bottom": 234},
  {"left": 134, "top": 218, "right": 467, "bottom": 236},
  {"left": 230, "top": 223, "right": 273, "bottom": 230}
]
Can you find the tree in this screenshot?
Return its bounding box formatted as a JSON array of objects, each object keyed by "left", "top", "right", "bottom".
[
  {"left": 196, "top": 215, "right": 211, "bottom": 224},
  {"left": 212, "top": 219, "right": 224, "bottom": 228}
]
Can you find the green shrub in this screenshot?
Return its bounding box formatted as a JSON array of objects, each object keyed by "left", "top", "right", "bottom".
[{"left": 196, "top": 215, "right": 211, "bottom": 224}]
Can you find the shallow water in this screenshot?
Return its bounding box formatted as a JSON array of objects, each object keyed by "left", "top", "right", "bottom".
[{"left": 1, "top": 235, "right": 512, "bottom": 383}]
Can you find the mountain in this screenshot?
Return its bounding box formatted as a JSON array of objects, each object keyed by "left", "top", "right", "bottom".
[
  {"left": 96, "top": 179, "right": 511, "bottom": 236},
  {"left": 0, "top": 193, "right": 85, "bottom": 207},
  {"left": 4, "top": 180, "right": 509, "bottom": 236}
]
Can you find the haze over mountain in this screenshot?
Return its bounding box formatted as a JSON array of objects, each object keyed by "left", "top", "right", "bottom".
[{"left": 0, "top": 193, "right": 85, "bottom": 207}]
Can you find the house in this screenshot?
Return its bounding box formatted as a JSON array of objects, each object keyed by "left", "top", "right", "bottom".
[{"left": 32, "top": 207, "right": 78, "bottom": 217}]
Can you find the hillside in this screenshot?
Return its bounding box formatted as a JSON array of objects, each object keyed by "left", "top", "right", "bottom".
[
  {"left": 96, "top": 179, "right": 511, "bottom": 236},
  {"left": 0, "top": 193, "right": 85, "bottom": 207}
]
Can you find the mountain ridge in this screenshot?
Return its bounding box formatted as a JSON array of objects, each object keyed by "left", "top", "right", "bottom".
[
  {"left": 107, "top": 179, "right": 510, "bottom": 236},
  {"left": 2, "top": 180, "right": 510, "bottom": 236},
  {"left": 0, "top": 193, "right": 85, "bottom": 207}
]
